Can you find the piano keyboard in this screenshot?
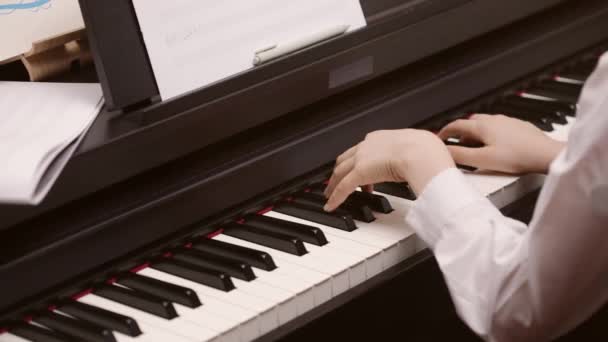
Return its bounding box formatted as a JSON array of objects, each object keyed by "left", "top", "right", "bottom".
[{"left": 0, "top": 54, "right": 598, "bottom": 342}]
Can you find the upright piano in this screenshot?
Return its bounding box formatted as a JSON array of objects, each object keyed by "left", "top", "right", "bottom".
[{"left": 2, "top": 0, "right": 608, "bottom": 341}]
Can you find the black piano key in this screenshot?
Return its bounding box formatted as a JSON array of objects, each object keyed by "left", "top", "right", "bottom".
[
  {"left": 191, "top": 238, "right": 277, "bottom": 271},
  {"left": 502, "top": 96, "right": 571, "bottom": 123},
  {"left": 525, "top": 81, "right": 580, "bottom": 104},
  {"left": 290, "top": 194, "right": 352, "bottom": 218},
  {"left": 373, "top": 182, "right": 417, "bottom": 201},
  {"left": 559, "top": 63, "right": 596, "bottom": 81},
  {"left": 34, "top": 311, "right": 116, "bottom": 342},
  {"left": 541, "top": 79, "right": 584, "bottom": 96},
  {"left": 94, "top": 284, "right": 178, "bottom": 320},
  {"left": 274, "top": 202, "right": 357, "bottom": 232},
  {"left": 514, "top": 94, "right": 577, "bottom": 116},
  {"left": 347, "top": 191, "right": 394, "bottom": 214},
  {"left": 10, "top": 323, "right": 75, "bottom": 342},
  {"left": 223, "top": 222, "right": 308, "bottom": 256},
  {"left": 117, "top": 272, "right": 202, "bottom": 308},
  {"left": 245, "top": 215, "right": 329, "bottom": 246},
  {"left": 172, "top": 249, "right": 256, "bottom": 281},
  {"left": 59, "top": 300, "right": 142, "bottom": 337},
  {"left": 294, "top": 192, "right": 376, "bottom": 223},
  {"left": 151, "top": 259, "right": 235, "bottom": 292}
]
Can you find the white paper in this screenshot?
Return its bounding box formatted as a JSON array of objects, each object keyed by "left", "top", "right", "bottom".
[
  {"left": 0, "top": 82, "right": 103, "bottom": 205},
  {"left": 132, "top": 0, "right": 367, "bottom": 100},
  {"left": 0, "top": 0, "right": 84, "bottom": 62}
]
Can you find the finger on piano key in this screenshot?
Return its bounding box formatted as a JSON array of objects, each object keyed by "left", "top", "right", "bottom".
[
  {"left": 151, "top": 259, "right": 235, "bottom": 292},
  {"left": 190, "top": 239, "right": 277, "bottom": 271},
  {"left": 172, "top": 249, "right": 256, "bottom": 281},
  {"left": 80, "top": 294, "right": 211, "bottom": 342},
  {"left": 292, "top": 192, "right": 376, "bottom": 223},
  {"left": 213, "top": 235, "right": 333, "bottom": 306},
  {"left": 222, "top": 222, "right": 308, "bottom": 256},
  {"left": 268, "top": 192, "right": 417, "bottom": 270},
  {"left": 9, "top": 323, "right": 74, "bottom": 342},
  {"left": 306, "top": 185, "right": 395, "bottom": 214},
  {"left": 138, "top": 267, "right": 265, "bottom": 338},
  {"left": 116, "top": 273, "right": 202, "bottom": 308},
  {"left": 274, "top": 202, "right": 357, "bottom": 231},
  {"left": 57, "top": 300, "right": 142, "bottom": 337},
  {"left": 346, "top": 190, "right": 394, "bottom": 214},
  {"left": 244, "top": 215, "right": 328, "bottom": 246}
]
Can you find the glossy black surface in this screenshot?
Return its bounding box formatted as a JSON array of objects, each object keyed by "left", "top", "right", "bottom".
[
  {"left": 191, "top": 239, "right": 277, "bottom": 271},
  {"left": 223, "top": 223, "right": 308, "bottom": 256},
  {"left": 274, "top": 202, "right": 357, "bottom": 232},
  {"left": 502, "top": 96, "right": 570, "bottom": 122},
  {"left": 347, "top": 191, "right": 394, "bottom": 214},
  {"left": 295, "top": 192, "right": 376, "bottom": 223},
  {"left": 117, "top": 273, "right": 201, "bottom": 308},
  {"left": 246, "top": 215, "right": 329, "bottom": 246},
  {"left": 94, "top": 285, "right": 178, "bottom": 320},
  {"left": 34, "top": 311, "right": 116, "bottom": 342},
  {"left": 173, "top": 249, "right": 256, "bottom": 281},
  {"left": 10, "top": 323, "right": 75, "bottom": 342},
  {"left": 59, "top": 300, "right": 142, "bottom": 337},
  {"left": 151, "top": 259, "right": 235, "bottom": 292}
]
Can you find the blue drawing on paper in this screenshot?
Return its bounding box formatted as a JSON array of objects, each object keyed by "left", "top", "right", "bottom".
[{"left": 0, "top": 0, "right": 52, "bottom": 15}]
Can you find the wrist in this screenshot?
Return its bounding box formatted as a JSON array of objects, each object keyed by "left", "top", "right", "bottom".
[
  {"left": 400, "top": 153, "right": 456, "bottom": 195},
  {"left": 536, "top": 139, "right": 565, "bottom": 174}
]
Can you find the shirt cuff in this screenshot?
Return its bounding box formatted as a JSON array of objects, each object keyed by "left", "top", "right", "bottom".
[{"left": 405, "top": 167, "right": 488, "bottom": 248}]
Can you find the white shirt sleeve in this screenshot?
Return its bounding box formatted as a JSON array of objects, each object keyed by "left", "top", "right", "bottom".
[{"left": 405, "top": 54, "right": 608, "bottom": 341}]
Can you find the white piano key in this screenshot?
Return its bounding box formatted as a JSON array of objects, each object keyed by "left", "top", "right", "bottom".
[
  {"left": 229, "top": 278, "right": 296, "bottom": 325},
  {"left": 79, "top": 294, "right": 212, "bottom": 342},
  {"left": 251, "top": 269, "right": 316, "bottom": 315},
  {"left": 264, "top": 211, "right": 384, "bottom": 279},
  {"left": 219, "top": 234, "right": 350, "bottom": 296},
  {"left": 214, "top": 235, "right": 333, "bottom": 305},
  {"left": 138, "top": 268, "right": 262, "bottom": 340},
  {"left": 267, "top": 210, "right": 404, "bottom": 270},
  {"left": 136, "top": 321, "right": 200, "bottom": 342}
]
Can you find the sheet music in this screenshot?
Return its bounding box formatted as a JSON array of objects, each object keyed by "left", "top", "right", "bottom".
[
  {"left": 0, "top": 0, "right": 84, "bottom": 62},
  {"left": 0, "top": 82, "right": 102, "bottom": 205},
  {"left": 132, "top": 0, "right": 367, "bottom": 100}
]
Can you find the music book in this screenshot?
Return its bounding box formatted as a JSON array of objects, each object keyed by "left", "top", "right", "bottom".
[
  {"left": 0, "top": 81, "right": 103, "bottom": 205},
  {"left": 131, "top": 0, "right": 367, "bottom": 100}
]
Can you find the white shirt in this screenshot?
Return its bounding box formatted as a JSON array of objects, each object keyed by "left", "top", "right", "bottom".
[{"left": 405, "top": 53, "right": 608, "bottom": 341}]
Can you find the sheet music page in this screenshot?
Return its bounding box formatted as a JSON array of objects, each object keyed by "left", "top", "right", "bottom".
[
  {"left": 0, "top": 0, "right": 84, "bottom": 62},
  {"left": 132, "top": 0, "right": 367, "bottom": 100},
  {"left": 0, "top": 82, "right": 102, "bottom": 205}
]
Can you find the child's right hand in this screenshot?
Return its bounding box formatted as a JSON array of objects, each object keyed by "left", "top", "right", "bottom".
[{"left": 438, "top": 114, "right": 565, "bottom": 174}]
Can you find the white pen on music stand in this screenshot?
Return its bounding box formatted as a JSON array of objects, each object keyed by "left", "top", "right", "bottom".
[{"left": 253, "top": 24, "right": 350, "bottom": 66}]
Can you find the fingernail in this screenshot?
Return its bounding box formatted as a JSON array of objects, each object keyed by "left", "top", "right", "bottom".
[{"left": 323, "top": 204, "right": 332, "bottom": 212}]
